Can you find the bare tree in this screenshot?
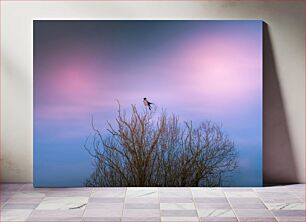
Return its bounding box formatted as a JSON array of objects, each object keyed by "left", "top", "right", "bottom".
[{"left": 84, "top": 103, "right": 238, "bottom": 187}]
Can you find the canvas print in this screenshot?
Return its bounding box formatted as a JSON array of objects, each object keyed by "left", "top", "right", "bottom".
[{"left": 34, "top": 20, "right": 262, "bottom": 187}]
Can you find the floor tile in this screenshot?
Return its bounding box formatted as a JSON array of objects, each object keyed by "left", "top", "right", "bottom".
[
  {"left": 276, "top": 218, "right": 306, "bottom": 222},
  {"left": 125, "top": 203, "right": 160, "bottom": 209},
  {"left": 255, "top": 191, "right": 289, "bottom": 197},
  {"left": 234, "top": 209, "right": 274, "bottom": 218},
  {"left": 27, "top": 210, "right": 84, "bottom": 222},
  {"left": 196, "top": 203, "right": 231, "bottom": 209},
  {"left": 161, "top": 209, "right": 198, "bottom": 217},
  {"left": 11, "top": 191, "right": 45, "bottom": 199},
  {"left": 126, "top": 187, "right": 158, "bottom": 198},
  {"left": 198, "top": 209, "right": 235, "bottom": 217},
  {"left": 159, "top": 188, "right": 191, "bottom": 192},
  {"left": 265, "top": 202, "right": 305, "bottom": 210},
  {"left": 83, "top": 208, "right": 123, "bottom": 217},
  {"left": 44, "top": 190, "right": 91, "bottom": 197},
  {"left": 191, "top": 188, "right": 225, "bottom": 197},
  {"left": 1, "top": 183, "right": 306, "bottom": 222},
  {"left": 162, "top": 216, "right": 199, "bottom": 222},
  {"left": 253, "top": 186, "right": 290, "bottom": 193},
  {"left": 20, "top": 184, "right": 37, "bottom": 191},
  {"left": 1, "top": 196, "right": 11, "bottom": 205},
  {"left": 257, "top": 192, "right": 300, "bottom": 203},
  {"left": 122, "top": 209, "right": 160, "bottom": 217},
  {"left": 237, "top": 218, "right": 277, "bottom": 222},
  {"left": 223, "top": 188, "right": 253, "bottom": 192},
  {"left": 200, "top": 217, "right": 238, "bottom": 222},
  {"left": 122, "top": 217, "right": 161, "bottom": 221},
  {"left": 2, "top": 203, "right": 39, "bottom": 209},
  {"left": 160, "top": 197, "right": 194, "bottom": 203},
  {"left": 272, "top": 209, "right": 305, "bottom": 217},
  {"left": 36, "top": 196, "right": 88, "bottom": 210},
  {"left": 230, "top": 202, "right": 266, "bottom": 209},
  {"left": 262, "top": 198, "right": 302, "bottom": 204},
  {"left": 225, "top": 191, "right": 258, "bottom": 198},
  {"left": 1, "top": 184, "right": 24, "bottom": 191},
  {"left": 194, "top": 197, "right": 228, "bottom": 203},
  {"left": 83, "top": 217, "right": 121, "bottom": 222},
  {"left": 91, "top": 187, "right": 126, "bottom": 192},
  {"left": 27, "top": 217, "right": 83, "bottom": 221},
  {"left": 292, "top": 191, "right": 305, "bottom": 201},
  {"left": 286, "top": 184, "right": 305, "bottom": 190},
  {"left": 7, "top": 197, "right": 44, "bottom": 204},
  {"left": 0, "top": 209, "right": 32, "bottom": 221},
  {"left": 91, "top": 189, "right": 125, "bottom": 198},
  {"left": 29, "top": 209, "right": 84, "bottom": 218},
  {"left": 159, "top": 188, "right": 192, "bottom": 198},
  {"left": 86, "top": 202, "right": 123, "bottom": 209},
  {"left": 125, "top": 197, "right": 159, "bottom": 203},
  {"left": 228, "top": 198, "right": 263, "bottom": 204},
  {"left": 89, "top": 197, "right": 125, "bottom": 203},
  {"left": 160, "top": 203, "right": 196, "bottom": 210}
]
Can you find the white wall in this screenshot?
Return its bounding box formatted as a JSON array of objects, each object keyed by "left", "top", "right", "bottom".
[{"left": 1, "top": 0, "right": 304, "bottom": 184}]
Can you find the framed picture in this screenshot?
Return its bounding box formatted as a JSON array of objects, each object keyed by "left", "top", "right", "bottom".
[{"left": 34, "top": 20, "right": 262, "bottom": 187}]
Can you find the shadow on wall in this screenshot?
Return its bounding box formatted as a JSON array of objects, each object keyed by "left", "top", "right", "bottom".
[{"left": 263, "top": 22, "right": 298, "bottom": 185}]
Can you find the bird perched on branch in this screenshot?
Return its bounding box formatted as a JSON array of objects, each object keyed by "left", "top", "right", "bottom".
[{"left": 143, "top": 98, "right": 154, "bottom": 110}]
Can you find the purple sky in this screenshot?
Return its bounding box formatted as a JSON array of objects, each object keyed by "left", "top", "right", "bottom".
[{"left": 34, "top": 20, "right": 262, "bottom": 187}]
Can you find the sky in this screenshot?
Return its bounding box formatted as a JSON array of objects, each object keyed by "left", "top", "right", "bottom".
[{"left": 34, "top": 20, "right": 262, "bottom": 187}]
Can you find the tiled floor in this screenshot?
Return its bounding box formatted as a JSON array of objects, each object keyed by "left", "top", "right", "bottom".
[{"left": 0, "top": 184, "right": 304, "bottom": 222}]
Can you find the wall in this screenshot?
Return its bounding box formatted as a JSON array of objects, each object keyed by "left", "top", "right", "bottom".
[{"left": 1, "top": 0, "right": 304, "bottom": 184}]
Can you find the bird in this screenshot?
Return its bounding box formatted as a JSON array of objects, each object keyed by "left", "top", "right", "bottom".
[{"left": 143, "top": 98, "right": 154, "bottom": 110}]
